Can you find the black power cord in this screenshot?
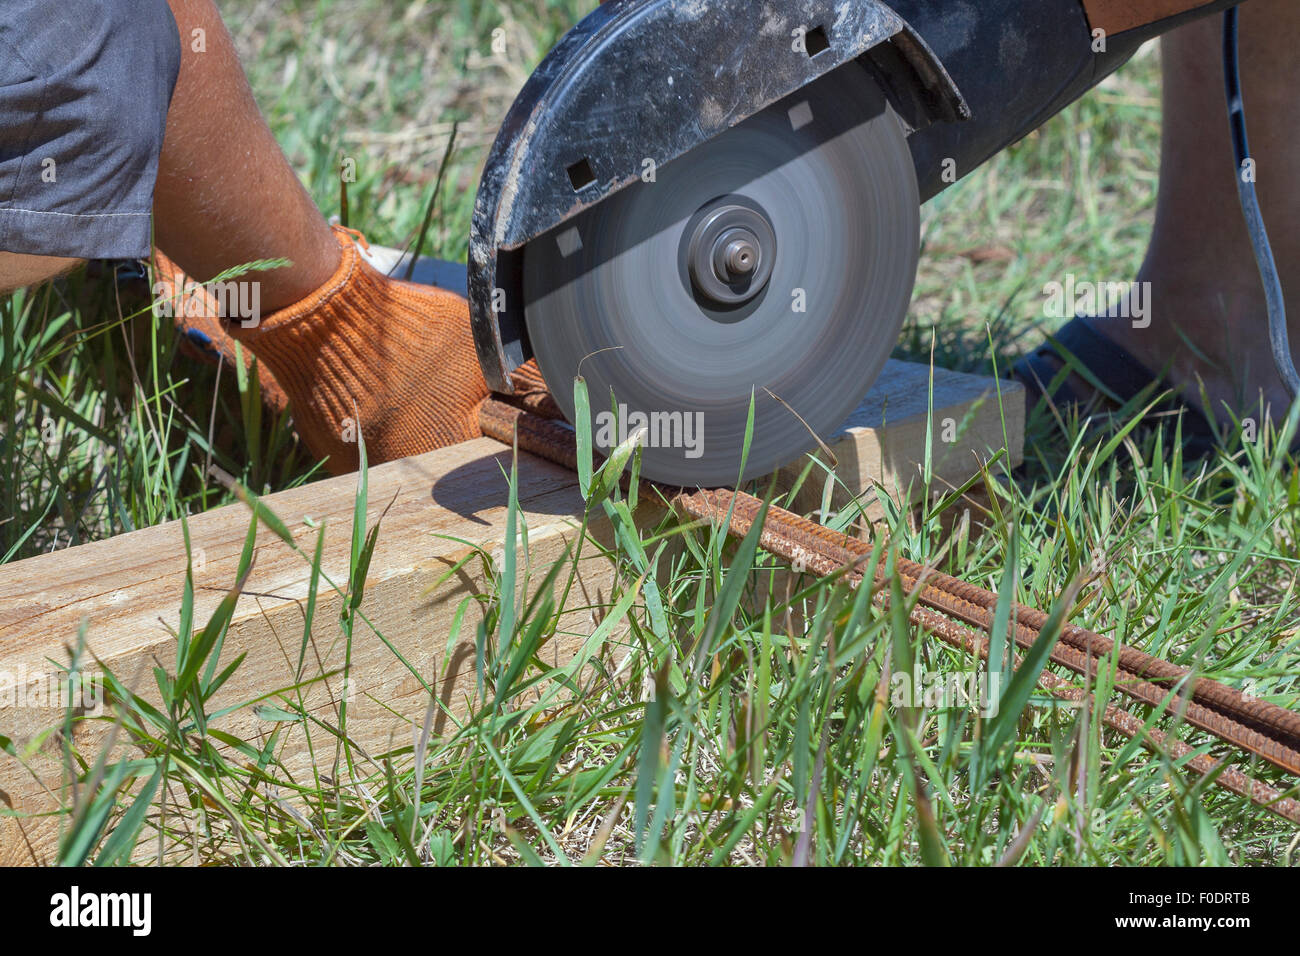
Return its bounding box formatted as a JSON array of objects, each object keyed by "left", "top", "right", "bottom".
[{"left": 1223, "top": 6, "right": 1300, "bottom": 400}]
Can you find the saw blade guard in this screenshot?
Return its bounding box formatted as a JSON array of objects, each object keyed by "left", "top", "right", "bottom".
[{"left": 468, "top": 0, "right": 965, "bottom": 395}]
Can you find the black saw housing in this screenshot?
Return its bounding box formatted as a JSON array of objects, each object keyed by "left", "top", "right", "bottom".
[{"left": 469, "top": 0, "right": 1243, "bottom": 393}]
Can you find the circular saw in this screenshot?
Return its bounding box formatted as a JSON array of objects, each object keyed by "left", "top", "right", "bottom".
[{"left": 469, "top": 0, "right": 1245, "bottom": 486}]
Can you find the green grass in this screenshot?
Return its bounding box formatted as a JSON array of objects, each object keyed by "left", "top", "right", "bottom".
[{"left": 3, "top": 4, "right": 1300, "bottom": 865}]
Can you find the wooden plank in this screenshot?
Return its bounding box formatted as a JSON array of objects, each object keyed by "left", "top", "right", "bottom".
[
  {"left": 0, "top": 360, "right": 1021, "bottom": 864},
  {"left": 782, "top": 360, "right": 1023, "bottom": 520}
]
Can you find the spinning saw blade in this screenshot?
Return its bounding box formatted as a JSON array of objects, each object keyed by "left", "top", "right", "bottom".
[{"left": 521, "top": 63, "right": 919, "bottom": 486}]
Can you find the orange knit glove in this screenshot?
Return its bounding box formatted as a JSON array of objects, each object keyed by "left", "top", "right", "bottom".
[
  {"left": 157, "top": 226, "right": 560, "bottom": 474},
  {"left": 152, "top": 248, "right": 291, "bottom": 414},
  {"left": 223, "top": 226, "right": 490, "bottom": 474}
]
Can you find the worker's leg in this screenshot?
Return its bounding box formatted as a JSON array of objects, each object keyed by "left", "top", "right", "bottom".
[
  {"left": 0, "top": 254, "right": 81, "bottom": 291},
  {"left": 1097, "top": 0, "right": 1300, "bottom": 424},
  {"left": 154, "top": 0, "right": 489, "bottom": 474}
]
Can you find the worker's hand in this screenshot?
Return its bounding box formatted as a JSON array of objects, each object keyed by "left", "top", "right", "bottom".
[
  {"left": 152, "top": 247, "right": 291, "bottom": 412},
  {"left": 213, "top": 226, "right": 491, "bottom": 474}
]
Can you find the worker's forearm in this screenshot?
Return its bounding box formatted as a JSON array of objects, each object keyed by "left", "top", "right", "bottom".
[{"left": 0, "top": 253, "right": 82, "bottom": 294}]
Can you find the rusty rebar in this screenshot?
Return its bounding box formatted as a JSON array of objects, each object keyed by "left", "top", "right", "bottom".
[
  {"left": 478, "top": 399, "right": 1300, "bottom": 823},
  {"left": 702, "top": 488, "right": 1300, "bottom": 748},
  {"left": 691, "top": 488, "right": 1300, "bottom": 778}
]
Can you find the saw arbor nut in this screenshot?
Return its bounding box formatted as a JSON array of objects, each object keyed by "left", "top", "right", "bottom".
[{"left": 684, "top": 199, "right": 778, "bottom": 308}]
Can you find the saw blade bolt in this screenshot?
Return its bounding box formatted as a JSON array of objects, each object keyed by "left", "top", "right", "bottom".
[
  {"left": 685, "top": 199, "right": 778, "bottom": 307},
  {"left": 716, "top": 230, "right": 759, "bottom": 279}
]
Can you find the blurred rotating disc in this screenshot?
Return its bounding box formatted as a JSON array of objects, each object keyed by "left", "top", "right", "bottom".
[{"left": 522, "top": 62, "right": 920, "bottom": 486}]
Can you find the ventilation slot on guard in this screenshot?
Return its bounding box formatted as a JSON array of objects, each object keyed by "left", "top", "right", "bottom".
[
  {"left": 804, "top": 25, "right": 830, "bottom": 57},
  {"left": 566, "top": 158, "right": 596, "bottom": 191}
]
